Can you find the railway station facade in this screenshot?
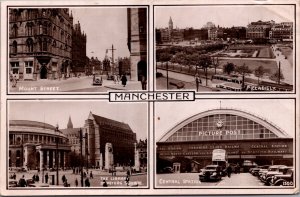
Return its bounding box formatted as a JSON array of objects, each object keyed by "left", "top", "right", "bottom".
[{"left": 157, "top": 108, "right": 293, "bottom": 173}]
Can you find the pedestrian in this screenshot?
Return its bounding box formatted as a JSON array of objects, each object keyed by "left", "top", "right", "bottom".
[
  {"left": 62, "top": 174, "right": 66, "bottom": 183},
  {"left": 83, "top": 171, "right": 86, "bottom": 178},
  {"left": 195, "top": 74, "right": 200, "bottom": 92},
  {"left": 85, "top": 177, "right": 90, "bottom": 187},
  {"left": 121, "top": 74, "right": 127, "bottom": 87},
  {"left": 103, "top": 180, "right": 108, "bottom": 187},
  {"left": 75, "top": 178, "right": 78, "bottom": 187},
  {"left": 64, "top": 179, "right": 68, "bottom": 187},
  {"left": 18, "top": 175, "right": 27, "bottom": 187},
  {"left": 35, "top": 174, "right": 39, "bottom": 182},
  {"left": 73, "top": 168, "right": 75, "bottom": 174},
  {"left": 13, "top": 173, "right": 16, "bottom": 180},
  {"left": 12, "top": 75, "right": 17, "bottom": 88},
  {"left": 227, "top": 165, "right": 232, "bottom": 178},
  {"left": 45, "top": 173, "right": 49, "bottom": 184},
  {"left": 126, "top": 169, "right": 130, "bottom": 177},
  {"left": 125, "top": 175, "right": 130, "bottom": 186},
  {"left": 32, "top": 174, "right": 36, "bottom": 182},
  {"left": 141, "top": 75, "right": 147, "bottom": 90},
  {"left": 90, "top": 171, "right": 93, "bottom": 179}
]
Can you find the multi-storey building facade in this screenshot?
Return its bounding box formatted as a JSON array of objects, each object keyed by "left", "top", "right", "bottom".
[
  {"left": 9, "top": 8, "right": 73, "bottom": 81},
  {"left": 127, "top": 8, "right": 147, "bottom": 82},
  {"left": 246, "top": 20, "right": 274, "bottom": 39},
  {"left": 269, "top": 22, "right": 293, "bottom": 41},
  {"left": 72, "top": 21, "right": 87, "bottom": 75}
]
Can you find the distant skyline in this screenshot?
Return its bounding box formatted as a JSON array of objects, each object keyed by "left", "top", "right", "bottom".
[
  {"left": 9, "top": 101, "right": 148, "bottom": 140},
  {"left": 155, "top": 5, "right": 294, "bottom": 29},
  {"left": 71, "top": 8, "right": 130, "bottom": 61}
]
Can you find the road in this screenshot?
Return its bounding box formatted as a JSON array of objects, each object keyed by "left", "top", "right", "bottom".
[{"left": 156, "top": 172, "right": 265, "bottom": 187}]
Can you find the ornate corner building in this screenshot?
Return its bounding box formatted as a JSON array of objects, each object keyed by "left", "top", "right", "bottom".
[{"left": 8, "top": 8, "right": 84, "bottom": 81}]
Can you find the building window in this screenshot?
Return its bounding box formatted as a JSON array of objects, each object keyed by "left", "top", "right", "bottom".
[
  {"left": 11, "top": 62, "right": 19, "bottom": 75},
  {"left": 26, "top": 22, "right": 33, "bottom": 36},
  {"left": 12, "top": 40, "right": 17, "bottom": 54},
  {"left": 26, "top": 38, "right": 33, "bottom": 52},
  {"left": 43, "top": 22, "right": 48, "bottom": 35},
  {"left": 42, "top": 38, "right": 48, "bottom": 51},
  {"left": 12, "top": 24, "right": 18, "bottom": 37}
]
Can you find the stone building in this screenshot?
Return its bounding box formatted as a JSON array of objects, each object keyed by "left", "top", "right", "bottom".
[
  {"left": 84, "top": 112, "right": 137, "bottom": 169},
  {"left": 72, "top": 20, "right": 87, "bottom": 75},
  {"left": 9, "top": 120, "right": 71, "bottom": 170},
  {"left": 9, "top": 8, "right": 73, "bottom": 81},
  {"left": 246, "top": 20, "right": 274, "bottom": 39},
  {"left": 127, "top": 8, "right": 147, "bottom": 82}
]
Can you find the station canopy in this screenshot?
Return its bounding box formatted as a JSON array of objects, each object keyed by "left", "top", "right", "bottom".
[{"left": 159, "top": 109, "right": 290, "bottom": 142}]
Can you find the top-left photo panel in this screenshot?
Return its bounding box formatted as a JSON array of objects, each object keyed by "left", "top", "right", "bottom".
[{"left": 7, "top": 6, "right": 148, "bottom": 94}]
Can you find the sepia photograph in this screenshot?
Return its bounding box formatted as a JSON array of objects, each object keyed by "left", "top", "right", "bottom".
[
  {"left": 155, "top": 5, "right": 295, "bottom": 92},
  {"left": 155, "top": 99, "right": 295, "bottom": 188},
  {"left": 8, "top": 7, "right": 148, "bottom": 93},
  {"left": 7, "top": 100, "right": 148, "bottom": 188}
]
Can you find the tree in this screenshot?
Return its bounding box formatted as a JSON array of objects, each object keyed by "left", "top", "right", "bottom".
[
  {"left": 223, "top": 62, "right": 235, "bottom": 75},
  {"left": 254, "top": 65, "right": 265, "bottom": 85},
  {"left": 236, "top": 63, "right": 252, "bottom": 90},
  {"left": 270, "top": 68, "right": 284, "bottom": 84},
  {"left": 196, "top": 54, "right": 212, "bottom": 86},
  {"left": 212, "top": 57, "right": 219, "bottom": 75}
]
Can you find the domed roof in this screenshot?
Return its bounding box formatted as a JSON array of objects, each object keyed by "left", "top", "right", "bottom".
[{"left": 10, "top": 120, "right": 56, "bottom": 130}]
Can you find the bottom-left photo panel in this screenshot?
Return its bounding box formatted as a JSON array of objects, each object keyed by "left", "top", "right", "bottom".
[{"left": 7, "top": 100, "right": 148, "bottom": 189}]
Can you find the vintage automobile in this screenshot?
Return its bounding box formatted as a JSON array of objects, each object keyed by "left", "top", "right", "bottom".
[
  {"left": 260, "top": 165, "right": 287, "bottom": 184},
  {"left": 161, "top": 167, "right": 174, "bottom": 174},
  {"left": 270, "top": 168, "right": 293, "bottom": 186},
  {"left": 8, "top": 179, "right": 18, "bottom": 187},
  {"left": 251, "top": 165, "right": 270, "bottom": 176},
  {"left": 199, "top": 165, "right": 222, "bottom": 182},
  {"left": 265, "top": 166, "right": 293, "bottom": 185},
  {"left": 93, "top": 75, "right": 103, "bottom": 86}
]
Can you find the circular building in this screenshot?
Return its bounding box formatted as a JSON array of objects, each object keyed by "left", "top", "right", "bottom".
[
  {"left": 9, "top": 120, "right": 71, "bottom": 171},
  {"left": 157, "top": 108, "right": 293, "bottom": 173}
]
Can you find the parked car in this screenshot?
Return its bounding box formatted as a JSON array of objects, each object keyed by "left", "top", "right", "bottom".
[
  {"left": 265, "top": 166, "right": 292, "bottom": 185},
  {"left": 199, "top": 165, "right": 222, "bottom": 182},
  {"left": 8, "top": 179, "right": 18, "bottom": 187},
  {"left": 260, "top": 165, "right": 287, "bottom": 185},
  {"left": 251, "top": 165, "right": 270, "bottom": 176},
  {"left": 270, "top": 168, "right": 293, "bottom": 186},
  {"left": 161, "top": 167, "right": 174, "bottom": 174}
]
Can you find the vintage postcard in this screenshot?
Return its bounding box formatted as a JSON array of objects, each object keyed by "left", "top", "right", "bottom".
[{"left": 0, "top": 0, "right": 299, "bottom": 196}]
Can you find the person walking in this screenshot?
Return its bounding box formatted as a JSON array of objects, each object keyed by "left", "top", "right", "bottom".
[
  {"left": 121, "top": 74, "right": 127, "bottom": 87},
  {"left": 75, "top": 178, "right": 78, "bottom": 187},
  {"left": 90, "top": 171, "right": 93, "bottom": 179},
  {"left": 35, "top": 174, "right": 39, "bottom": 182},
  {"left": 62, "top": 174, "right": 66, "bottom": 184},
  {"left": 195, "top": 74, "right": 200, "bottom": 92},
  {"left": 45, "top": 173, "right": 49, "bottom": 184},
  {"left": 125, "top": 175, "right": 130, "bottom": 186},
  {"left": 18, "top": 175, "right": 27, "bottom": 187},
  {"left": 141, "top": 75, "right": 147, "bottom": 90},
  {"left": 102, "top": 180, "right": 108, "bottom": 187},
  {"left": 85, "top": 177, "right": 90, "bottom": 187},
  {"left": 227, "top": 165, "right": 232, "bottom": 178}
]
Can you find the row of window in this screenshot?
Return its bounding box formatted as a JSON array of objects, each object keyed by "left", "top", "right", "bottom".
[{"left": 9, "top": 134, "right": 68, "bottom": 145}]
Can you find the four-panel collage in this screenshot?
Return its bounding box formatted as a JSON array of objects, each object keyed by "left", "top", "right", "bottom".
[{"left": 1, "top": 1, "right": 299, "bottom": 196}]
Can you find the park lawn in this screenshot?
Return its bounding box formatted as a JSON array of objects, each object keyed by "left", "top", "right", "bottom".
[
  {"left": 218, "top": 58, "right": 278, "bottom": 74},
  {"left": 257, "top": 47, "right": 274, "bottom": 58}
]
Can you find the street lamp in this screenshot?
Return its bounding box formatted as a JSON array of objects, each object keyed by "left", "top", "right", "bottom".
[{"left": 55, "top": 125, "right": 60, "bottom": 186}]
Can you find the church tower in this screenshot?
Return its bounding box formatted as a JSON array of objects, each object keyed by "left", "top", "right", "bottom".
[
  {"left": 67, "top": 116, "right": 73, "bottom": 129},
  {"left": 168, "top": 17, "right": 173, "bottom": 31}
]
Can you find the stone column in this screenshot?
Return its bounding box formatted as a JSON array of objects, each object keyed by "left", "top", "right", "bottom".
[
  {"left": 63, "top": 152, "right": 67, "bottom": 169},
  {"left": 23, "top": 146, "right": 28, "bottom": 170},
  {"left": 53, "top": 150, "right": 55, "bottom": 168},
  {"left": 58, "top": 151, "right": 61, "bottom": 168},
  {"left": 46, "top": 150, "right": 49, "bottom": 168},
  {"left": 39, "top": 150, "right": 44, "bottom": 171}
]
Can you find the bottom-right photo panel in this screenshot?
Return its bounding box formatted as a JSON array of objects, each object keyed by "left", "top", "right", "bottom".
[{"left": 155, "top": 99, "right": 295, "bottom": 188}]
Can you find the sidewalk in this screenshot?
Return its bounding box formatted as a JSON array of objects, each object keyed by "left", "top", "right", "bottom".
[
  {"left": 104, "top": 80, "right": 142, "bottom": 90},
  {"left": 217, "top": 173, "right": 265, "bottom": 187}
]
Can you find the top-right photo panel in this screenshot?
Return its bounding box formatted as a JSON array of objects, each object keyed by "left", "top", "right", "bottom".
[{"left": 154, "top": 5, "right": 295, "bottom": 93}]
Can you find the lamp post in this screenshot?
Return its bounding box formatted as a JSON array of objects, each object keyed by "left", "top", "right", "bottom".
[{"left": 55, "top": 125, "right": 59, "bottom": 186}]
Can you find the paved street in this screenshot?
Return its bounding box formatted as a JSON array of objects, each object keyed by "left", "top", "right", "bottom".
[
  {"left": 10, "top": 76, "right": 143, "bottom": 92},
  {"left": 156, "top": 172, "right": 264, "bottom": 187},
  {"left": 10, "top": 169, "right": 147, "bottom": 188}
]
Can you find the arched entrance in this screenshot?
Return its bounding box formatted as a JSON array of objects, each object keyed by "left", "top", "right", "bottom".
[
  {"left": 137, "top": 60, "right": 147, "bottom": 81},
  {"left": 40, "top": 65, "right": 48, "bottom": 79}
]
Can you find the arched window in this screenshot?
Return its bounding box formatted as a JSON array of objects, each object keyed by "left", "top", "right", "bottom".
[
  {"left": 12, "top": 24, "right": 18, "bottom": 37},
  {"left": 26, "top": 22, "right": 33, "bottom": 36},
  {"left": 43, "top": 21, "right": 48, "bottom": 35},
  {"left": 39, "top": 23, "right": 43, "bottom": 34},
  {"left": 12, "top": 41, "right": 17, "bottom": 54},
  {"left": 26, "top": 38, "right": 33, "bottom": 52}
]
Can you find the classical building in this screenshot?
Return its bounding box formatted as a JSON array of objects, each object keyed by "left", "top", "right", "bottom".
[
  {"left": 136, "top": 139, "right": 147, "bottom": 168},
  {"left": 208, "top": 28, "right": 223, "bottom": 40},
  {"left": 269, "top": 22, "right": 293, "bottom": 41},
  {"left": 9, "top": 120, "right": 71, "bottom": 170},
  {"left": 127, "top": 8, "right": 147, "bottom": 81},
  {"left": 84, "top": 112, "right": 137, "bottom": 169},
  {"left": 72, "top": 21, "right": 87, "bottom": 75},
  {"left": 246, "top": 20, "right": 274, "bottom": 39},
  {"left": 157, "top": 108, "right": 293, "bottom": 173},
  {"left": 9, "top": 8, "right": 73, "bottom": 80}
]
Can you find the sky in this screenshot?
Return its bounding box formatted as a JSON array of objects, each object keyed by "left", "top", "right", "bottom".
[
  {"left": 155, "top": 99, "right": 295, "bottom": 141},
  {"left": 71, "top": 8, "right": 130, "bottom": 60},
  {"left": 9, "top": 101, "right": 148, "bottom": 140},
  {"left": 155, "top": 5, "right": 294, "bottom": 29}
]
